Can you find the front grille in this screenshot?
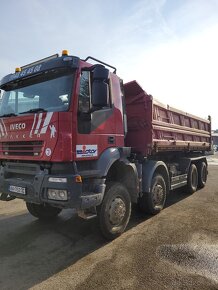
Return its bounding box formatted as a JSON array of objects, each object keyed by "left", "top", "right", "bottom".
[{"left": 1, "top": 141, "right": 44, "bottom": 156}]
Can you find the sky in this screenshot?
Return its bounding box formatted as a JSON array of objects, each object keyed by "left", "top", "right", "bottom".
[{"left": 0, "top": 0, "right": 218, "bottom": 128}]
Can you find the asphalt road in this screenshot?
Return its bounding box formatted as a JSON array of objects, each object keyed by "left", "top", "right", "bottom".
[{"left": 0, "top": 155, "right": 218, "bottom": 290}]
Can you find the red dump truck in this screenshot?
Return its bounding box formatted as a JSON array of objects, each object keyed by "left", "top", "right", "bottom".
[{"left": 0, "top": 51, "right": 211, "bottom": 239}]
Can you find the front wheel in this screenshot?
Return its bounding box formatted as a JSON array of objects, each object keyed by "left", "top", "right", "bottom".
[
  {"left": 139, "top": 174, "right": 167, "bottom": 215},
  {"left": 26, "top": 202, "right": 62, "bottom": 220},
  {"left": 98, "top": 182, "right": 131, "bottom": 240}
]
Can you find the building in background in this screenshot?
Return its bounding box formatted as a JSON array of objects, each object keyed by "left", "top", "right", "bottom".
[{"left": 212, "top": 131, "right": 218, "bottom": 151}]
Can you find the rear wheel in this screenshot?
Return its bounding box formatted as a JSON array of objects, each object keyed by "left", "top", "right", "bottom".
[
  {"left": 26, "top": 202, "right": 62, "bottom": 220},
  {"left": 197, "top": 161, "right": 207, "bottom": 188},
  {"left": 98, "top": 182, "right": 131, "bottom": 240},
  {"left": 186, "top": 163, "right": 198, "bottom": 194},
  {"left": 139, "top": 174, "right": 167, "bottom": 215}
]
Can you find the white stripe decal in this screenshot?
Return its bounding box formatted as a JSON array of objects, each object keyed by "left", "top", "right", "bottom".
[
  {"left": 30, "top": 114, "right": 37, "bottom": 137},
  {"left": 0, "top": 121, "right": 4, "bottom": 136},
  {"left": 1, "top": 120, "right": 7, "bottom": 135},
  {"left": 40, "top": 112, "right": 53, "bottom": 134},
  {"left": 34, "top": 113, "right": 43, "bottom": 134}
]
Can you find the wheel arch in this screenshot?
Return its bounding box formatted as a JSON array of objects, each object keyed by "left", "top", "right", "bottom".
[
  {"left": 96, "top": 147, "right": 121, "bottom": 177},
  {"left": 96, "top": 148, "right": 139, "bottom": 203},
  {"left": 142, "top": 160, "right": 170, "bottom": 194},
  {"left": 106, "top": 160, "right": 139, "bottom": 203},
  {"left": 190, "top": 156, "right": 208, "bottom": 167}
]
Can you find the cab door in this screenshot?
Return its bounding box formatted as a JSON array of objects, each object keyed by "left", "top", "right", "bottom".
[{"left": 76, "top": 67, "right": 116, "bottom": 160}]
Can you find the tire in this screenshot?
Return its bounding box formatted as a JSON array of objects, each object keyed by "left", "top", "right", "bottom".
[
  {"left": 186, "top": 163, "right": 198, "bottom": 194},
  {"left": 197, "top": 161, "right": 207, "bottom": 188},
  {"left": 139, "top": 174, "right": 167, "bottom": 215},
  {"left": 98, "top": 182, "right": 131, "bottom": 240},
  {"left": 26, "top": 202, "right": 62, "bottom": 220}
]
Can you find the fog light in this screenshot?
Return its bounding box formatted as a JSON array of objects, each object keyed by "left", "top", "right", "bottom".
[{"left": 47, "top": 189, "right": 68, "bottom": 200}]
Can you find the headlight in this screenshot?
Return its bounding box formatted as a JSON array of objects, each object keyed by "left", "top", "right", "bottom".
[{"left": 47, "top": 189, "right": 68, "bottom": 201}]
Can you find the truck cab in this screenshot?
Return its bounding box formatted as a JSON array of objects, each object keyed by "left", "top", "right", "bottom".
[{"left": 0, "top": 51, "right": 137, "bottom": 239}]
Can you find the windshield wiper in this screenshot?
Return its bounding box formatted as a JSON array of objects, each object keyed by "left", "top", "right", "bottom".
[
  {"left": 0, "top": 113, "right": 17, "bottom": 118},
  {"left": 19, "top": 108, "right": 47, "bottom": 114}
]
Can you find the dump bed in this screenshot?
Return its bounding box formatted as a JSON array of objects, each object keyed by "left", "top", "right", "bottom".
[{"left": 124, "top": 81, "right": 211, "bottom": 156}]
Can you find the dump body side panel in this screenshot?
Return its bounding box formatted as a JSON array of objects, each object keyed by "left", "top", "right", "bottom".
[{"left": 124, "top": 81, "right": 211, "bottom": 156}]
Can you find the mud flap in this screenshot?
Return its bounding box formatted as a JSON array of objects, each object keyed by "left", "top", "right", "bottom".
[{"left": 0, "top": 193, "right": 16, "bottom": 201}]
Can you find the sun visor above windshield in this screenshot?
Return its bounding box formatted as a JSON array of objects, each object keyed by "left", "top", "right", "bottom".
[{"left": 0, "top": 55, "right": 80, "bottom": 90}]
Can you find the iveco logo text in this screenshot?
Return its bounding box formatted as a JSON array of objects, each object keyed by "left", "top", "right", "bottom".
[{"left": 10, "top": 123, "right": 26, "bottom": 130}]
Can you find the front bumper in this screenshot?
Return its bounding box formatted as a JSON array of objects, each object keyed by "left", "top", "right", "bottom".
[{"left": 0, "top": 162, "right": 105, "bottom": 209}]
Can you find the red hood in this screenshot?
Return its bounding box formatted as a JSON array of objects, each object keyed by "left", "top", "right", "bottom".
[{"left": 0, "top": 112, "right": 59, "bottom": 161}]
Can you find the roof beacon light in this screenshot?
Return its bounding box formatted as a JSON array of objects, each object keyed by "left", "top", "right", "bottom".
[
  {"left": 62, "top": 50, "right": 69, "bottom": 56},
  {"left": 15, "top": 67, "right": 21, "bottom": 73}
]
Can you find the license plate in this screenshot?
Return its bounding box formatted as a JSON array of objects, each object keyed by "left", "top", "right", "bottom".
[{"left": 9, "top": 185, "right": 26, "bottom": 195}]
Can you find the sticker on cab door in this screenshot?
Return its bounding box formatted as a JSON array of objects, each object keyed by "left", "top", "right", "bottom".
[{"left": 76, "top": 145, "right": 98, "bottom": 158}]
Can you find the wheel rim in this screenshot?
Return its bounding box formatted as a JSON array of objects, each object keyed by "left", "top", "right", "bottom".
[
  {"left": 108, "top": 197, "right": 126, "bottom": 225},
  {"left": 152, "top": 183, "right": 164, "bottom": 207}
]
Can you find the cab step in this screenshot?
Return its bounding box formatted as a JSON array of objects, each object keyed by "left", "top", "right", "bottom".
[{"left": 78, "top": 208, "right": 97, "bottom": 220}]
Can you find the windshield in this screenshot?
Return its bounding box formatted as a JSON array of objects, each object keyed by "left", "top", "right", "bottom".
[{"left": 0, "top": 73, "right": 74, "bottom": 116}]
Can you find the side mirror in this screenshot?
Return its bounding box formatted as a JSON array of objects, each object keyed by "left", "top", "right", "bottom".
[
  {"left": 91, "top": 66, "right": 109, "bottom": 108},
  {"left": 93, "top": 66, "right": 109, "bottom": 80}
]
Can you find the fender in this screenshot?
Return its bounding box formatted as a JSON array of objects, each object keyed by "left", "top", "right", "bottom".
[
  {"left": 96, "top": 147, "right": 131, "bottom": 177},
  {"left": 96, "top": 147, "right": 139, "bottom": 202},
  {"left": 142, "top": 160, "right": 170, "bottom": 193}
]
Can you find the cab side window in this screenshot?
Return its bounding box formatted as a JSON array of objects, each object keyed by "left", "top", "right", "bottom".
[
  {"left": 78, "top": 71, "right": 90, "bottom": 113},
  {"left": 77, "top": 68, "right": 112, "bottom": 134},
  {"left": 78, "top": 71, "right": 91, "bottom": 133}
]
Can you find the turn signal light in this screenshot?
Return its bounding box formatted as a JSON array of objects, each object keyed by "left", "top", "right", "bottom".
[{"left": 75, "top": 175, "right": 82, "bottom": 183}]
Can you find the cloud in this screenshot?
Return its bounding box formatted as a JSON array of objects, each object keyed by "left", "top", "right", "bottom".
[
  {"left": 1, "top": 0, "right": 218, "bottom": 128},
  {"left": 121, "top": 24, "right": 218, "bottom": 128}
]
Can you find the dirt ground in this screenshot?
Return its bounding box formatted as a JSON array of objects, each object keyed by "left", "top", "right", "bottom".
[{"left": 0, "top": 154, "right": 218, "bottom": 290}]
